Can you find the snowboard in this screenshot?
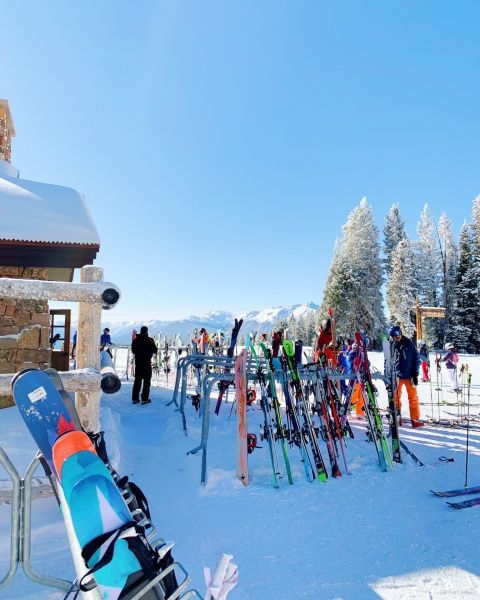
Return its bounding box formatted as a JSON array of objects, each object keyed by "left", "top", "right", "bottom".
[
  {"left": 44, "top": 367, "right": 83, "bottom": 430},
  {"left": 53, "top": 430, "right": 156, "bottom": 599},
  {"left": 12, "top": 368, "right": 76, "bottom": 468},
  {"left": 235, "top": 349, "right": 249, "bottom": 485},
  {"left": 13, "top": 369, "right": 175, "bottom": 600}
]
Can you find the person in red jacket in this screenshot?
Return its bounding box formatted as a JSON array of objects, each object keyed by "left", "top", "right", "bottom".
[{"left": 313, "top": 318, "right": 333, "bottom": 363}]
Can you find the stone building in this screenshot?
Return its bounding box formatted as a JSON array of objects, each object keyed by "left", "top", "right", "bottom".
[{"left": 0, "top": 99, "right": 100, "bottom": 407}]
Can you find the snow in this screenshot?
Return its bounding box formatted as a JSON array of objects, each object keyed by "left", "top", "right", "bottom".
[
  {"left": 2, "top": 351, "right": 480, "bottom": 599},
  {"left": 0, "top": 160, "right": 100, "bottom": 246}
]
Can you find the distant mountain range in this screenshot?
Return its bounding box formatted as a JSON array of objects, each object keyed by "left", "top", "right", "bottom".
[{"left": 100, "top": 302, "right": 319, "bottom": 344}]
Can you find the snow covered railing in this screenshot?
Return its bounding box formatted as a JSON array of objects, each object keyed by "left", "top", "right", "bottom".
[{"left": 0, "top": 277, "right": 120, "bottom": 309}]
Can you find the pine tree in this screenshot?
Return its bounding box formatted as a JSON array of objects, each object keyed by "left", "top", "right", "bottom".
[
  {"left": 386, "top": 239, "right": 417, "bottom": 337},
  {"left": 295, "top": 314, "right": 307, "bottom": 343},
  {"left": 320, "top": 240, "right": 349, "bottom": 318},
  {"left": 415, "top": 205, "right": 442, "bottom": 346},
  {"left": 449, "top": 223, "right": 478, "bottom": 352},
  {"left": 321, "top": 198, "right": 385, "bottom": 345},
  {"left": 437, "top": 213, "right": 458, "bottom": 346},
  {"left": 383, "top": 203, "right": 407, "bottom": 275},
  {"left": 304, "top": 311, "right": 317, "bottom": 346},
  {"left": 286, "top": 314, "right": 297, "bottom": 340},
  {"left": 272, "top": 315, "right": 288, "bottom": 335}
]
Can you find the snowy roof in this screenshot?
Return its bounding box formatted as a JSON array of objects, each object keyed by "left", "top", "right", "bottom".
[{"left": 0, "top": 160, "right": 100, "bottom": 246}]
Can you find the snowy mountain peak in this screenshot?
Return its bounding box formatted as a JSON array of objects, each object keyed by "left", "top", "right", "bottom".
[{"left": 101, "top": 302, "right": 319, "bottom": 343}]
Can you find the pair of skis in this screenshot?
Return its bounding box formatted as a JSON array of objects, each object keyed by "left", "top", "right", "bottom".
[
  {"left": 239, "top": 337, "right": 293, "bottom": 488},
  {"left": 354, "top": 332, "right": 394, "bottom": 472},
  {"left": 431, "top": 486, "right": 480, "bottom": 509}
]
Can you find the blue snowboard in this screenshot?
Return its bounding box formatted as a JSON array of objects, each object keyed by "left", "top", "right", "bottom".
[
  {"left": 12, "top": 368, "right": 76, "bottom": 468},
  {"left": 57, "top": 444, "right": 144, "bottom": 598}
]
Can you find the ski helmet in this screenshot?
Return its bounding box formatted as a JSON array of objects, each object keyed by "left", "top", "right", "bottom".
[
  {"left": 445, "top": 342, "right": 454, "bottom": 350},
  {"left": 351, "top": 343, "right": 358, "bottom": 350},
  {"left": 388, "top": 325, "right": 402, "bottom": 338},
  {"left": 416, "top": 339, "right": 425, "bottom": 347}
]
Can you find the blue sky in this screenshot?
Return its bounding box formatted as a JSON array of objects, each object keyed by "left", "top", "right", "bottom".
[{"left": 2, "top": 1, "right": 480, "bottom": 320}]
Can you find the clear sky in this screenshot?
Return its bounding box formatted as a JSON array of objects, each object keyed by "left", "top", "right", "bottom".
[{"left": 2, "top": 1, "right": 480, "bottom": 321}]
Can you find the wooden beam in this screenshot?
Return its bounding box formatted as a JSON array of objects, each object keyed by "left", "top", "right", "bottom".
[{"left": 0, "top": 277, "right": 120, "bottom": 308}]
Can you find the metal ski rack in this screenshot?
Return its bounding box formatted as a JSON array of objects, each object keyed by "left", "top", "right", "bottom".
[{"left": 0, "top": 447, "right": 73, "bottom": 595}]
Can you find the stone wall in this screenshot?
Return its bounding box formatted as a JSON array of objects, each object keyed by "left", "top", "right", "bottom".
[{"left": 0, "top": 266, "right": 51, "bottom": 408}]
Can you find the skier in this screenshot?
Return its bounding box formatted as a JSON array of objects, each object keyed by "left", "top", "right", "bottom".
[
  {"left": 131, "top": 325, "right": 158, "bottom": 405},
  {"left": 388, "top": 325, "right": 423, "bottom": 428},
  {"left": 441, "top": 342, "right": 460, "bottom": 393},
  {"left": 195, "top": 328, "right": 211, "bottom": 354},
  {"left": 417, "top": 339, "right": 430, "bottom": 382},
  {"left": 313, "top": 318, "right": 333, "bottom": 363}
]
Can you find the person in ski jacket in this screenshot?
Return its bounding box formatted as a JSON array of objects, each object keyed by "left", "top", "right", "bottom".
[
  {"left": 389, "top": 325, "right": 423, "bottom": 427},
  {"left": 313, "top": 318, "right": 333, "bottom": 363},
  {"left": 417, "top": 340, "right": 430, "bottom": 382},
  {"left": 131, "top": 325, "right": 158, "bottom": 404},
  {"left": 441, "top": 343, "right": 460, "bottom": 393},
  {"left": 100, "top": 327, "right": 114, "bottom": 358},
  {"left": 324, "top": 341, "right": 338, "bottom": 368},
  {"left": 345, "top": 342, "right": 363, "bottom": 415},
  {"left": 195, "top": 328, "right": 211, "bottom": 354},
  {"left": 100, "top": 327, "right": 112, "bottom": 346}
]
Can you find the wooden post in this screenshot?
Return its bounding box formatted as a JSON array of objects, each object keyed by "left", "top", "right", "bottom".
[
  {"left": 76, "top": 266, "right": 103, "bottom": 432},
  {"left": 415, "top": 299, "right": 422, "bottom": 340}
]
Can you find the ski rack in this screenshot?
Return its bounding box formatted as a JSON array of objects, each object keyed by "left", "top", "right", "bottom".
[
  {"left": 0, "top": 448, "right": 73, "bottom": 594},
  {"left": 171, "top": 352, "right": 394, "bottom": 485}
]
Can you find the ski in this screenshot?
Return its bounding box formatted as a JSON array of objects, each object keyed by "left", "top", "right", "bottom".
[
  {"left": 447, "top": 496, "right": 480, "bottom": 510},
  {"left": 249, "top": 343, "right": 281, "bottom": 488},
  {"left": 257, "top": 342, "right": 293, "bottom": 484},
  {"left": 272, "top": 355, "right": 317, "bottom": 482},
  {"left": 282, "top": 340, "right": 328, "bottom": 482},
  {"left": 383, "top": 338, "right": 401, "bottom": 463},
  {"left": 354, "top": 331, "right": 394, "bottom": 472},
  {"left": 215, "top": 318, "right": 243, "bottom": 415},
  {"left": 399, "top": 440, "right": 424, "bottom": 467},
  {"left": 431, "top": 485, "right": 480, "bottom": 498}
]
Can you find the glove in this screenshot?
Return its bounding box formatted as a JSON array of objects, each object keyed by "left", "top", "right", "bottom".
[{"left": 412, "top": 374, "right": 418, "bottom": 386}]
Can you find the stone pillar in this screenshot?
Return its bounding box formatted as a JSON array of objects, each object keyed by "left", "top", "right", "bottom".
[{"left": 0, "top": 266, "right": 51, "bottom": 408}]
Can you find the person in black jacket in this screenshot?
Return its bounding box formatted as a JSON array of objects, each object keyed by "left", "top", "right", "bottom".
[
  {"left": 131, "top": 325, "right": 158, "bottom": 404},
  {"left": 389, "top": 325, "right": 423, "bottom": 428}
]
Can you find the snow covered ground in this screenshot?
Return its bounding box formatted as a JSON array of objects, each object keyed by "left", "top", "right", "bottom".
[{"left": 2, "top": 351, "right": 480, "bottom": 599}]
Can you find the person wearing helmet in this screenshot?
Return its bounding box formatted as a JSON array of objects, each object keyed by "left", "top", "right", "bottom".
[
  {"left": 441, "top": 343, "right": 460, "bottom": 393},
  {"left": 417, "top": 339, "right": 430, "bottom": 382},
  {"left": 313, "top": 317, "right": 332, "bottom": 363},
  {"left": 389, "top": 325, "right": 423, "bottom": 428}
]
